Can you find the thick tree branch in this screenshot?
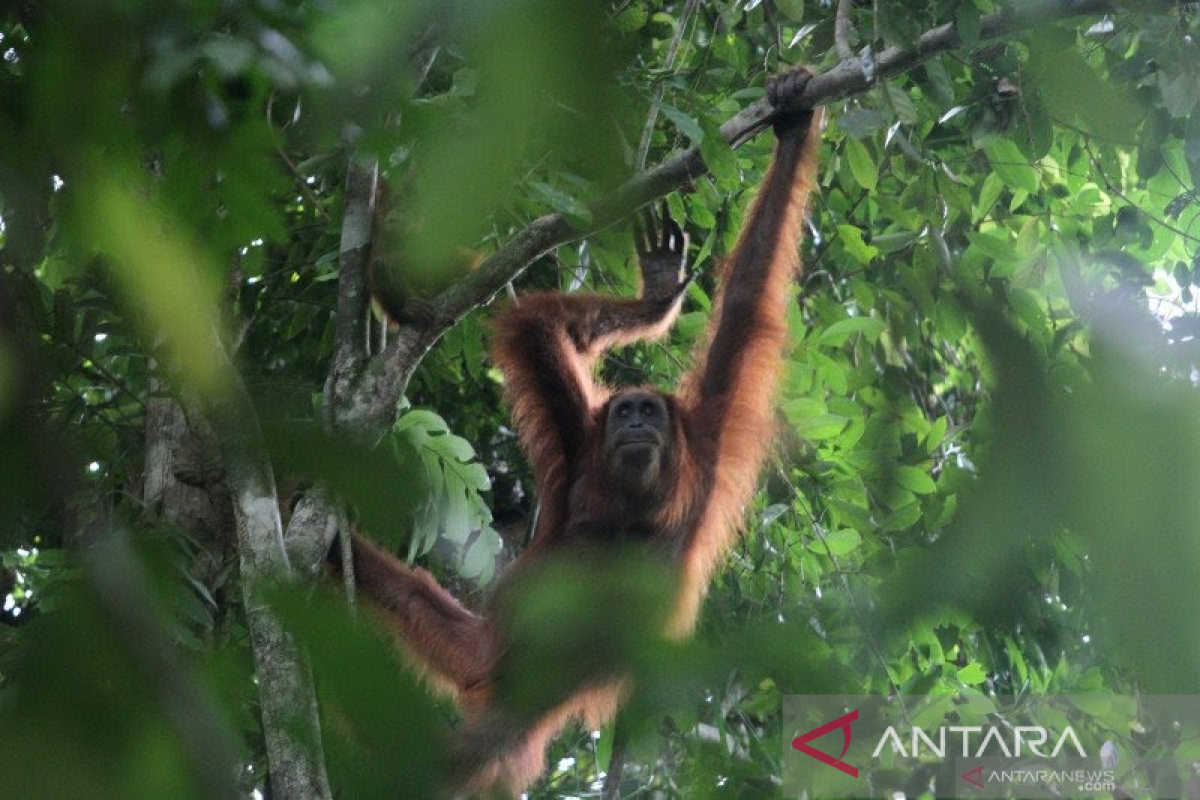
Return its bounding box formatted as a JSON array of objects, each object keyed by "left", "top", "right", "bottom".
[{"left": 370, "top": 0, "right": 1159, "bottom": 403}]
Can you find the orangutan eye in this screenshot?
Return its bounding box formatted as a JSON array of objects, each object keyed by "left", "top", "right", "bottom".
[{"left": 641, "top": 402, "right": 656, "bottom": 416}]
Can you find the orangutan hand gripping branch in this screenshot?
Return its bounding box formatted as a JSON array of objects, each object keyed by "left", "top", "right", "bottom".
[{"left": 339, "top": 67, "right": 822, "bottom": 795}]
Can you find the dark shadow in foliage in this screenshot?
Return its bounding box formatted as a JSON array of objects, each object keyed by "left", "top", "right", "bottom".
[
  {"left": 881, "top": 290, "right": 1200, "bottom": 693},
  {"left": 880, "top": 298, "right": 1063, "bottom": 632},
  {"left": 0, "top": 267, "right": 82, "bottom": 548},
  {"left": 270, "top": 583, "right": 450, "bottom": 797},
  {"left": 0, "top": 536, "right": 243, "bottom": 800},
  {"left": 1061, "top": 303, "right": 1200, "bottom": 694}
]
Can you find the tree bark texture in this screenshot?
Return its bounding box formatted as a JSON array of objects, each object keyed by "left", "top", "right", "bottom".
[{"left": 188, "top": 327, "right": 332, "bottom": 799}]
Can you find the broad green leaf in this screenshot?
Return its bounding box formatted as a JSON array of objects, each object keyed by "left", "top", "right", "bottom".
[
  {"left": 775, "top": 0, "right": 805, "bottom": 21},
  {"left": 957, "top": 662, "right": 987, "bottom": 685},
  {"left": 1137, "top": 110, "right": 1170, "bottom": 179},
  {"left": 396, "top": 409, "right": 449, "bottom": 434},
  {"left": 1028, "top": 28, "right": 1143, "bottom": 142},
  {"left": 923, "top": 58, "right": 955, "bottom": 106},
  {"left": 659, "top": 103, "right": 703, "bottom": 143},
  {"left": 975, "top": 172, "right": 1005, "bottom": 222},
  {"left": 884, "top": 82, "right": 918, "bottom": 125},
  {"left": 881, "top": 501, "right": 922, "bottom": 531},
  {"left": 836, "top": 224, "right": 879, "bottom": 264},
  {"left": 844, "top": 136, "right": 878, "bottom": 190},
  {"left": 966, "top": 230, "right": 1016, "bottom": 263},
  {"left": 802, "top": 413, "right": 850, "bottom": 440},
  {"left": 699, "top": 118, "right": 738, "bottom": 185},
  {"left": 613, "top": 1, "right": 649, "bottom": 31},
  {"left": 839, "top": 107, "right": 886, "bottom": 139},
  {"left": 925, "top": 415, "right": 949, "bottom": 450},
  {"left": 783, "top": 397, "right": 826, "bottom": 423},
  {"left": 985, "top": 139, "right": 1039, "bottom": 194},
  {"left": 818, "top": 316, "right": 886, "bottom": 346},
  {"left": 529, "top": 182, "right": 593, "bottom": 227},
  {"left": 815, "top": 528, "right": 861, "bottom": 556},
  {"left": 895, "top": 465, "right": 936, "bottom": 495}
]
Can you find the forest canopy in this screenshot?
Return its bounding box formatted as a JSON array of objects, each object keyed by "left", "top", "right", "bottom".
[{"left": 2, "top": 0, "right": 1200, "bottom": 797}]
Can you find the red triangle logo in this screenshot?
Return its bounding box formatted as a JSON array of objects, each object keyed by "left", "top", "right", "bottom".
[{"left": 791, "top": 709, "right": 859, "bottom": 778}]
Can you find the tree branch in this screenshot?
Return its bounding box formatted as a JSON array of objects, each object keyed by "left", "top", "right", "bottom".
[
  {"left": 190, "top": 329, "right": 332, "bottom": 799},
  {"left": 416, "top": 0, "right": 1160, "bottom": 344},
  {"left": 331, "top": 158, "right": 377, "bottom": 381}
]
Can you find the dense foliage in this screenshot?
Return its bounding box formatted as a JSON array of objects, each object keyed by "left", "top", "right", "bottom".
[{"left": 2, "top": 1, "right": 1199, "bottom": 796}]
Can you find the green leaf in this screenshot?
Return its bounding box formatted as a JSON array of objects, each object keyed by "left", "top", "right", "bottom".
[
  {"left": 1161, "top": 71, "right": 1200, "bottom": 118},
  {"left": 459, "top": 462, "right": 492, "bottom": 492},
  {"left": 613, "top": 1, "right": 649, "bottom": 32},
  {"left": 1137, "top": 110, "right": 1170, "bottom": 180},
  {"left": 966, "top": 230, "right": 1016, "bottom": 263},
  {"left": 985, "top": 139, "right": 1039, "bottom": 194},
  {"left": 895, "top": 465, "right": 936, "bottom": 495},
  {"left": 974, "top": 172, "right": 1005, "bottom": 223},
  {"left": 699, "top": 118, "right": 738, "bottom": 184},
  {"left": 838, "top": 108, "right": 886, "bottom": 139},
  {"left": 528, "top": 182, "right": 593, "bottom": 227},
  {"left": 955, "top": 4, "right": 981, "bottom": 47},
  {"left": 802, "top": 413, "right": 850, "bottom": 440},
  {"left": 818, "top": 316, "right": 886, "bottom": 346},
  {"left": 844, "top": 136, "right": 878, "bottom": 190},
  {"left": 836, "top": 224, "right": 879, "bottom": 264},
  {"left": 1027, "top": 28, "right": 1143, "bottom": 142},
  {"left": 659, "top": 103, "right": 703, "bottom": 143},
  {"left": 958, "top": 662, "right": 987, "bottom": 685},
  {"left": 775, "top": 0, "right": 805, "bottom": 22},
  {"left": 396, "top": 409, "right": 448, "bottom": 434},
  {"left": 816, "top": 528, "right": 861, "bottom": 556},
  {"left": 925, "top": 415, "right": 949, "bottom": 450},
  {"left": 881, "top": 501, "right": 922, "bottom": 531},
  {"left": 922, "top": 58, "right": 955, "bottom": 107},
  {"left": 883, "top": 83, "right": 918, "bottom": 125},
  {"left": 782, "top": 397, "right": 826, "bottom": 423}
]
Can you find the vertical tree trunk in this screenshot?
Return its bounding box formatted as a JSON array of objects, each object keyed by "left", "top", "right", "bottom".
[{"left": 180, "top": 325, "right": 332, "bottom": 798}]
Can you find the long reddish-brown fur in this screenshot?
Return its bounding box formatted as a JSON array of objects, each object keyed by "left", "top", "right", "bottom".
[{"left": 341, "top": 69, "right": 823, "bottom": 796}]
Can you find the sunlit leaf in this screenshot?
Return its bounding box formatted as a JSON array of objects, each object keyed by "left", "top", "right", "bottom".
[{"left": 985, "top": 139, "right": 1039, "bottom": 194}]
